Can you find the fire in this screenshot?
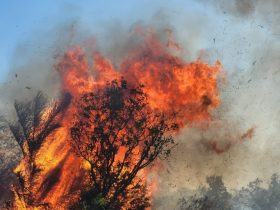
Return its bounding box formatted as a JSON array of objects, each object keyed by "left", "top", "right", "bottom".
[
  {"left": 202, "top": 127, "right": 256, "bottom": 154},
  {"left": 11, "top": 29, "right": 221, "bottom": 209}
]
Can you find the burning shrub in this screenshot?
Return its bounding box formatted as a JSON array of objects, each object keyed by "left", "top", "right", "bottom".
[
  {"left": 69, "top": 79, "right": 178, "bottom": 209},
  {"left": 2, "top": 91, "right": 71, "bottom": 209}
]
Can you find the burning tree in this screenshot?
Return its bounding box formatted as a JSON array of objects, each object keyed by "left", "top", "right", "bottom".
[
  {"left": 0, "top": 29, "right": 222, "bottom": 209},
  {"left": 2, "top": 91, "right": 71, "bottom": 208},
  {"left": 70, "top": 79, "right": 178, "bottom": 209}
]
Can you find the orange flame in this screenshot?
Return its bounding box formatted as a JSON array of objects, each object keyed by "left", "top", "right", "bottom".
[
  {"left": 13, "top": 29, "right": 221, "bottom": 209},
  {"left": 202, "top": 127, "right": 256, "bottom": 154}
]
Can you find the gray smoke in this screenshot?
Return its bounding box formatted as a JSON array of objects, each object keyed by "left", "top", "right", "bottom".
[
  {"left": 151, "top": 1, "right": 280, "bottom": 209},
  {"left": 1, "top": 1, "right": 280, "bottom": 209}
]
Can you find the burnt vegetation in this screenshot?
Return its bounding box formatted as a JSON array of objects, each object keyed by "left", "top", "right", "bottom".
[{"left": 70, "top": 79, "right": 178, "bottom": 209}]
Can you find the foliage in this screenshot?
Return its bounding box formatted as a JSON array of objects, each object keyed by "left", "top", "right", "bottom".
[
  {"left": 70, "top": 79, "right": 178, "bottom": 209},
  {"left": 235, "top": 174, "right": 280, "bottom": 210},
  {"left": 2, "top": 91, "right": 71, "bottom": 208},
  {"left": 178, "top": 176, "right": 232, "bottom": 210},
  {"left": 7, "top": 91, "right": 71, "bottom": 158},
  {"left": 178, "top": 174, "right": 280, "bottom": 210}
]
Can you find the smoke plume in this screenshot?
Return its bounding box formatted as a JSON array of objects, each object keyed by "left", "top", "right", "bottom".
[{"left": 1, "top": 1, "right": 280, "bottom": 209}]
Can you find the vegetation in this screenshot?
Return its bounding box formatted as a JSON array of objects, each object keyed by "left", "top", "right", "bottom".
[
  {"left": 2, "top": 91, "right": 71, "bottom": 208},
  {"left": 70, "top": 79, "right": 178, "bottom": 209},
  {"left": 177, "top": 174, "right": 280, "bottom": 210},
  {"left": 3, "top": 81, "right": 280, "bottom": 210}
]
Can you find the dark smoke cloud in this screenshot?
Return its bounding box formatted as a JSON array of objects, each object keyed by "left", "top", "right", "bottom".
[
  {"left": 205, "top": 0, "right": 280, "bottom": 16},
  {"left": 206, "top": 0, "right": 255, "bottom": 16},
  {"left": 205, "top": 0, "right": 280, "bottom": 33}
]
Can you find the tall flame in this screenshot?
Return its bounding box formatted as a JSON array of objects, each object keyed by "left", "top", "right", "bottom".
[{"left": 12, "top": 29, "right": 221, "bottom": 209}]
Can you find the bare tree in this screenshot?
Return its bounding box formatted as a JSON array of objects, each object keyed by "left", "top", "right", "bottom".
[{"left": 70, "top": 79, "right": 178, "bottom": 209}]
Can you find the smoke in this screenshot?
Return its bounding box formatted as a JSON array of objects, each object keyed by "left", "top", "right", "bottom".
[
  {"left": 205, "top": 0, "right": 255, "bottom": 16},
  {"left": 151, "top": 0, "right": 280, "bottom": 209},
  {"left": 1, "top": 0, "right": 280, "bottom": 209}
]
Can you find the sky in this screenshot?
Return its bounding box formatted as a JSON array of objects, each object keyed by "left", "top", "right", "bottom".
[
  {"left": 0, "top": 0, "right": 202, "bottom": 83},
  {"left": 3, "top": 1, "right": 280, "bottom": 207}
]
